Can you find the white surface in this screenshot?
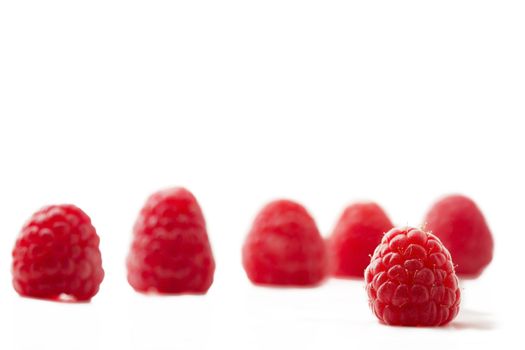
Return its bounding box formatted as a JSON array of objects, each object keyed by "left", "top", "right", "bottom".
[{"left": 0, "top": 1, "right": 524, "bottom": 349}]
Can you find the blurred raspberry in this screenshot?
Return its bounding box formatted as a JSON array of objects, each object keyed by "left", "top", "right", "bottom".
[
  {"left": 365, "top": 227, "right": 460, "bottom": 326},
  {"left": 327, "top": 202, "right": 393, "bottom": 277},
  {"left": 127, "top": 187, "right": 215, "bottom": 294},
  {"left": 12, "top": 205, "right": 104, "bottom": 301},
  {"left": 242, "top": 199, "right": 327, "bottom": 286},
  {"left": 424, "top": 194, "right": 493, "bottom": 277}
]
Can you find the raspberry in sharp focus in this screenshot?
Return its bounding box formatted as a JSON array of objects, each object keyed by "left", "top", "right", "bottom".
[
  {"left": 424, "top": 194, "right": 493, "bottom": 277},
  {"left": 365, "top": 227, "right": 460, "bottom": 326},
  {"left": 127, "top": 187, "right": 215, "bottom": 294},
  {"left": 242, "top": 199, "right": 327, "bottom": 286},
  {"left": 327, "top": 202, "right": 393, "bottom": 278},
  {"left": 12, "top": 205, "right": 104, "bottom": 301}
]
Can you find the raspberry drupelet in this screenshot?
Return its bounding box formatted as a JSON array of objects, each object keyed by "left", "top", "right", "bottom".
[
  {"left": 365, "top": 227, "right": 460, "bottom": 326},
  {"left": 12, "top": 205, "right": 104, "bottom": 301}
]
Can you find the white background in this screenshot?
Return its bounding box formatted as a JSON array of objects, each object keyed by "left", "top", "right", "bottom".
[{"left": 0, "top": 1, "right": 524, "bottom": 349}]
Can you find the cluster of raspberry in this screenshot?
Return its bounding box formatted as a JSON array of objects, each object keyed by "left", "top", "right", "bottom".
[{"left": 12, "top": 189, "right": 493, "bottom": 327}]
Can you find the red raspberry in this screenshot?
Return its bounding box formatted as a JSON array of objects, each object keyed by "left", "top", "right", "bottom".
[
  {"left": 365, "top": 227, "right": 460, "bottom": 326},
  {"left": 12, "top": 205, "right": 104, "bottom": 301},
  {"left": 327, "top": 202, "right": 393, "bottom": 278},
  {"left": 127, "top": 187, "right": 215, "bottom": 294},
  {"left": 424, "top": 195, "right": 493, "bottom": 277},
  {"left": 242, "top": 199, "right": 327, "bottom": 286}
]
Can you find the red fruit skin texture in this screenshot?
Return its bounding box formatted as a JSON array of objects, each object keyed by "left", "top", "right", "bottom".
[
  {"left": 365, "top": 227, "right": 460, "bottom": 327},
  {"left": 242, "top": 200, "right": 327, "bottom": 286},
  {"left": 12, "top": 205, "right": 104, "bottom": 301},
  {"left": 327, "top": 202, "right": 393, "bottom": 278},
  {"left": 424, "top": 195, "right": 493, "bottom": 277},
  {"left": 127, "top": 187, "right": 215, "bottom": 294}
]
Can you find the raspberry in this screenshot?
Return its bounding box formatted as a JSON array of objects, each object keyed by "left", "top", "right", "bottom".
[
  {"left": 424, "top": 194, "right": 493, "bottom": 277},
  {"left": 127, "top": 187, "right": 215, "bottom": 294},
  {"left": 327, "top": 202, "right": 393, "bottom": 278},
  {"left": 365, "top": 227, "right": 460, "bottom": 326},
  {"left": 242, "top": 199, "right": 327, "bottom": 286},
  {"left": 12, "top": 205, "right": 104, "bottom": 301}
]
